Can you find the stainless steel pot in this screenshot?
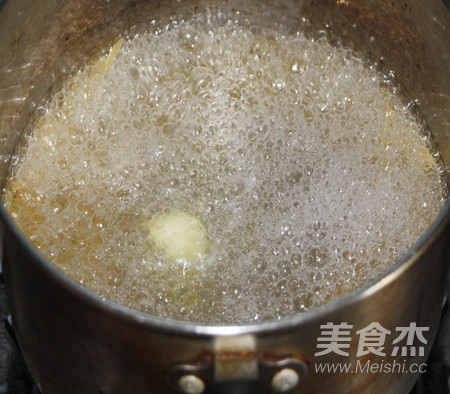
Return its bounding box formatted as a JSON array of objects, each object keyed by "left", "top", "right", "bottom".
[{"left": 0, "top": 0, "right": 449, "bottom": 393}]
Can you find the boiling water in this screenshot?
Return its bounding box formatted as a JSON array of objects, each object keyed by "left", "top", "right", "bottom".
[{"left": 3, "top": 13, "right": 446, "bottom": 323}]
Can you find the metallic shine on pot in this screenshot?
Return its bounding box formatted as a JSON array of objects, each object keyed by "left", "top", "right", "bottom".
[{"left": 0, "top": 0, "right": 449, "bottom": 393}]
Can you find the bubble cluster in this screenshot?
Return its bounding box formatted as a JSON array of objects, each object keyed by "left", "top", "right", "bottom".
[{"left": 3, "top": 12, "right": 447, "bottom": 323}]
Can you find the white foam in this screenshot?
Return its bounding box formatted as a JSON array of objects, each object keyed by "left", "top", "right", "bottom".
[{"left": 4, "top": 13, "right": 446, "bottom": 323}]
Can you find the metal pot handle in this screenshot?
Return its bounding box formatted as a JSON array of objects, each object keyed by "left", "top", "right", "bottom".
[{"left": 168, "top": 349, "right": 308, "bottom": 394}]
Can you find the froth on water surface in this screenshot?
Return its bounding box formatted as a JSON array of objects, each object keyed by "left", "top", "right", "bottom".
[{"left": 3, "top": 10, "right": 447, "bottom": 323}]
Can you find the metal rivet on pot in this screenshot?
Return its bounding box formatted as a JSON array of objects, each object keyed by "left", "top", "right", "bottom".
[
  {"left": 271, "top": 368, "right": 300, "bottom": 392},
  {"left": 259, "top": 357, "right": 308, "bottom": 391},
  {"left": 178, "top": 374, "right": 205, "bottom": 394}
]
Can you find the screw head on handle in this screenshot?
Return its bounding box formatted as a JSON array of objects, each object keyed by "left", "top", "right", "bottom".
[
  {"left": 178, "top": 374, "right": 206, "bottom": 394},
  {"left": 271, "top": 368, "right": 300, "bottom": 392}
]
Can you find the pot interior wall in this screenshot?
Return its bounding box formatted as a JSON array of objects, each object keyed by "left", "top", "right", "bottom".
[
  {"left": 0, "top": 0, "right": 448, "bottom": 276},
  {"left": 0, "top": 0, "right": 449, "bottom": 188}
]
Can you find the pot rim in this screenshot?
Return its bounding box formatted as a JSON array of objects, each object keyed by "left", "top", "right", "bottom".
[{"left": 1, "top": 199, "right": 449, "bottom": 336}]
